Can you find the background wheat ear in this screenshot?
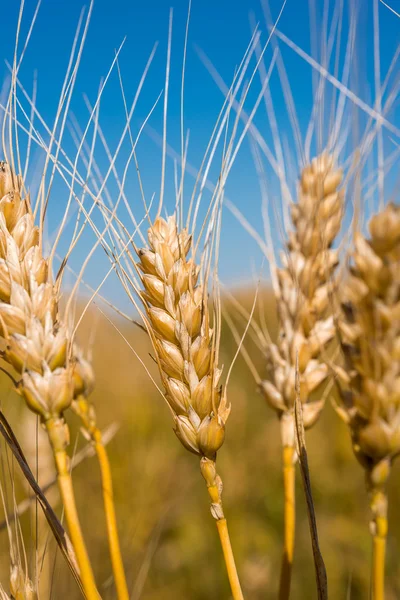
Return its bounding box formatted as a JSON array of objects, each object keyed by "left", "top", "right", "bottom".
[
  {"left": 0, "top": 161, "right": 99, "bottom": 599},
  {"left": 133, "top": 213, "right": 243, "bottom": 600},
  {"left": 258, "top": 151, "right": 344, "bottom": 600},
  {"left": 333, "top": 202, "right": 400, "bottom": 600}
]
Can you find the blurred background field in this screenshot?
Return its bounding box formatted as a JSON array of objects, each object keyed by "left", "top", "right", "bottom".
[{"left": 0, "top": 287, "right": 399, "bottom": 599}]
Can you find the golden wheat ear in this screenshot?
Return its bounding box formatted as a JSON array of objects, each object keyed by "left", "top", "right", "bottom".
[
  {"left": 333, "top": 202, "right": 400, "bottom": 600},
  {"left": 137, "top": 216, "right": 228, "bottom": 461},
  {"left": 0, "top": 162, "right": 99, "bottom": 599},
  {"left": 134, "top": 215, "right": 244, "bottom": 599}
]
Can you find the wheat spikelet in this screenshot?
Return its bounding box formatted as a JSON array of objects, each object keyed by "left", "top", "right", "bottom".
[
  {"left": 9, "top": 565, "right": 36, "bottom": 600},
  {"left": 334, "top": 202, "right": 400, "bottom": 597},
  {"left": 72, "top": 348, "right": 96, "bottom": 436},
  {"left": 260, "top": 152, "right": 344, "bottom": 441}
]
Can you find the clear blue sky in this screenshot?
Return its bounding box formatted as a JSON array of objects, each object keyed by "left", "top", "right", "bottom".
[{"left": 0, "top": 1, "right": 399, "bottom": 311}]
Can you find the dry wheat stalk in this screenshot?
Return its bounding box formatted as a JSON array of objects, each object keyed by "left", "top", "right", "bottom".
[
  {"left": 334, "top": 202, "right": 400, "bottom": 599},
  {"left": 259, "top": 152, "right": 344, "bottom": 600},
  {"left": 0, "top": 162, "right": 99, "bottom": 599},
  {"left": 135, "top": 214, "right": 242, "bottom": 599}
]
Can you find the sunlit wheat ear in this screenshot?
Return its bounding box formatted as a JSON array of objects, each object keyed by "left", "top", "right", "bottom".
[
  {"left": 334, "top": 202, "right": 400, "bottom": 599},
  {"left": 137, "top": 214, "right": 230, "bottom": 467},
  {"left": 0, "top": 162, "right": 71, "bottom": 418},
  {"left": 0, "top": 162, "right": 98, "bottom": 599},
  {"left": 135, "top": 214, "right": 244, "bottom": 600},
  {"left": 260, "top": 152, "right": 344, "bottom": 440}
]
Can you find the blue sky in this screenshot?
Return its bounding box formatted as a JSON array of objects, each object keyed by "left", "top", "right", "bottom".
[{"left": 1, "top": 0, "right": 399, "bottom": 312}]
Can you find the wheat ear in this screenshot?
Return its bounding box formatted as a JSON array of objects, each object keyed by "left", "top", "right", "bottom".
[
  {"left": 72, "top": 350, "right": 129, "bottom": 600},
  {"left": 135, "top": 214, "right": 243, "bottom": 600},
  {"left": 260, "top": 152, "right": 344, "bottom": 600},
  {"left": 0, "top": 162, "right": 99, "bottom": 599},
  {"left": 334, "top": 203, "right": 400, "bottom": 600}
]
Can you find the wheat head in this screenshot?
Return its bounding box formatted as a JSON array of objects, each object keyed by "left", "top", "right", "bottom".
[
  {"left": 0, "top": 162, "right": 73, "bottom": 438},
  {"left": 260, "top": 152, "right": 344, "bottom": 443},
  {"left": 335, "top": 202, "right": 400, "bottom": 496},
  {"left": 136, "top": 214, "right": 230, "bottom": 515},
  {"left": 0, "top": 161, "right": 100, "bottom": 597}
]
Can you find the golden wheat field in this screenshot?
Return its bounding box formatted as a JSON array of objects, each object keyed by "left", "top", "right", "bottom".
[
  {"left": 1, "top": 293, "right": 400, "bottom": 599},
  {"left": 0, "top": 0, "right": 399, "bottom": 599}
]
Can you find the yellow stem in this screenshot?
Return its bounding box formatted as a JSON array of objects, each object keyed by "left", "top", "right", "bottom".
[
  {"left": 200, "top": 457, "right": 244, "bottom": 600},
  {"left": 279, "top": 445, "right": 295, "bottom": 600},
  {"left": 216, "top": 518, "right": 244, "bottom": 600},
  {"left": 45, "top": 418, "right": 99, "bottom": 600},
  {"left": 94, "top": 434, "right": 129, "bottom": 600},
  {"left": 372, "top": 527, "right": 386, "bottom": 600},
  {"left": 370, "top": 490, "right": 387, "bottom": 600},
  {"left": 73, "top": 397, "right": 129, "bottom": 600}
]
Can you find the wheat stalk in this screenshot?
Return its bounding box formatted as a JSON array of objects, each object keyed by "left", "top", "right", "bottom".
[
  {"left": 0, "top": 162, "right": 99, "bottom": 599},
  {"left": 133, "top": 214, "right": 242, "bottom": 599},
  {"left": 259, "top": 152, "right": 344, "bottom": 600},
  {"left": 334, "top": 202, "right": 400, "bottom": 600},
  {"left": 71, "top": 349, "right": 129, "bottom": 600}
]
